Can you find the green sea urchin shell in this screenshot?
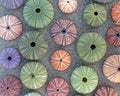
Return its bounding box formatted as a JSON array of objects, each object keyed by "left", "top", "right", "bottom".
[
  {"left": 24, "top": 92, "right": 41, "bottom": 96},
  {"left": 20, "top": 62, "right": 47, "bottom": 89},
  {"left": 83, "top": 3, "right": 107, "bottom": 27},
  {"left": 18, "top": 31, "right": 48, "bottom": 60},
  {"left": 23, "top": 0, "right": 54, "bottom": 28},
  {"left": 71, "top": 66, "right": 98, "bottom": 94},
  {"left": 77, "top": 32, "right": 106, "bottom": 63},
  {"left": 94, "top": 0, "right": 113, "bottom": 3}
]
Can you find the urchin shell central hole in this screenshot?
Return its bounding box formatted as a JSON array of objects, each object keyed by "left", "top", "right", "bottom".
[
  {"left": 31, "top": 74, "right": 35, "bottom": 78},
  {"left": 6, "top": 26, "right": 10, "bottom": 30},
  {"left": 82, "top": 77, "right": 87, "bottom": 83},
  {"left": 118, "top": 67, "right": 120, "bottom": 71},
  {"left": 67, "top": 1, "right": 70, "bottom": 3},
  {"left": 94, "top": 11, "right": 98, "bottom": 16},
  {"left": 30, "top": 42, "right": 36, "bottom": 47},
  {"left": 56, "top": 88, "right": 59, "bottom": 91},
  {"left": 8, "top": 56, "right": 12, "bottom": 60},
  {"left": 60, "top": 59, "right": 62, "bottom": 62},
  {"left": 35, "top": 8, "right": 41, "bottom": 13},
  {"left": 116, "top": 33, "right": 120, "bottom": 37},
  {"left": 62, "top": 29, "right": 66, "bottom": 33},
  {"left": 91, "top": 44, "right": 96, "bottom": 50},
  {"left": 6, "top": 87, "right": 9, "bottom": 89}
]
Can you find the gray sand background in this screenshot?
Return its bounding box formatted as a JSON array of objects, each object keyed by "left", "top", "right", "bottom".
[{"left": 0, "top": 0, "right": 120, "bottom": 96}]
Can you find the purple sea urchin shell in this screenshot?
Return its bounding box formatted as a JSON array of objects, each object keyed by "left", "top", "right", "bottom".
[
  {"left": 0, "top": 48, "right": 21, "bottom": 69},
  {"left": 0, "top": 76, "right": 22, "bottom": 96},
  {"left": 1, "top": 0, "right": 24, "bottom": 9}
]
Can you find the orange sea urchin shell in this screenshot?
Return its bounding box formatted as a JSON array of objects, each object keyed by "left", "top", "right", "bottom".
[
  {"left": 59, "top": 0, "right": 77, "bottom": 13},
  {"left": 111, "top": 2, "right": 120, "bottom": 25},
  {"left": 50, "top": 50, "right": 71, "bottom": 71},
  {"left": 107, "top": 26, "right": 120, "bottom": 46}
]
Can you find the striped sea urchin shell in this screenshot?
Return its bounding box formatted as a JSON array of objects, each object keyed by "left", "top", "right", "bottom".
[
  {"left": 94, "top": 0, "right": 113, "bottom": 4},
  {"left": 47, "top": 77, "right": 69, "bottom": 96},
  {"left": 24, "top": 92, "right": 41, "bottom": 96},
  {"left": 111, "top": 2, "right": 120, "bottom": 25},
  {"left": 71, "top": 66, "right": 98, "bottom": 94},
  {"left": 0, "top": 15, "right": 23, "bottom": 40},
  {"left": 83, "top": 3, "right": 107, "bottom": 27},
  {"left": 77, "top": 32, "right": 107, "bottom": 63},
  {"left": 23, "top": 0, "right": 54, "bottom": 28},
  {"left": 103, "top": 55, "right": 120, "bottom": 83},
  {"left": 0, "top": 76, "right": 22, "bottom": 96},
  {"left": 18, "top": 31, "right": 48, "bottom": 60},
  {"left": 107, "top": 26, "right": 120, "bottom": 46},
  {"left": 20, "top": 62, "right": 47, "bottom": 89},
  {"left": 1, "top": 0, "right": 24, "bottom": 9},
  {"left": 51, "top": 20, "right": 77, "bottom": 46},
  {"left": 50, "top": 50, "right": 71, "bottom": 71},
  {"left": 0, "top": 48, "right": 21, "bottom": 69},
  {"left": 59, "top": 0, "right": 77, "bottom": 13},
  {"left": 95, "top": 86, "right": 117, "bottom": 96}
]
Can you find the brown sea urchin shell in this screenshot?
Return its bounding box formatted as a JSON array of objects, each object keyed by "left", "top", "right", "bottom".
[
  {"left": 95, "top": 86, "right": 117, "bottom": 96},
  {"left": 111, "top": 2, "right": 120, "bottom": 25},
  {"left": 59, "top": 0, "right": 77, "bottom": 13},
  {"left": 103, "top": 55, "right": 120, "bottom": 83},
  {"left": 107, "top": 26, "right": 120, "bottom": 46},
  {"left": 50, "top": 50, "right": 71, "bottom": 71},
  {"left": 51, "top": 20, "right": 77, "bottom": 46}
]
